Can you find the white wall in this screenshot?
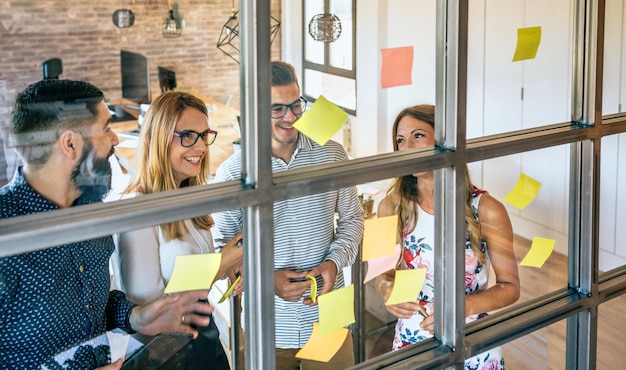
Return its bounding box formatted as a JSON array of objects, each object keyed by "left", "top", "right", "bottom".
[{"left": 282, "top": 0, "right": 626, "bottom": 271}]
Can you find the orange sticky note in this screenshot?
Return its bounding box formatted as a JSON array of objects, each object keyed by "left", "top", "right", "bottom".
[
  {"left": 295, "top": 323, "right": 349, "bottom": 362},
  {"left": 293, "top": 95, "right": 348, "bottom": 146},
  {"left": 318, "top": 284, "right": 355, "bottom": 336},
  {"left": 362, "top": 215, "right": 398, "bottom": 261},
  {"left": 164, "top": 253, "right": 221, "bottom": 294},
  {"left": 381, "top": 46, "right": 414, "bottom": 88},
  {"left": 385, "top": 269, "right": 426, "bottom": 306},
  {"left": 512, "top": 26, "right": 542, "bottom": 62},
  {"left": 503, "top": 173, "right": 542, "bottom": 210},
  {"left": 363, "top": 243, "right": 401, "bottom": 284},
  {"left": 520, "top": 237, "right": 555, "bottom": 268}
]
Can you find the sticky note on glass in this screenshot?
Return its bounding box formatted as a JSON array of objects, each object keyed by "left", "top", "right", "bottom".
[
  {"left": 293, "top": 95, "right": 347, "bottom": 146},
  {"left": 503, "top": 173, "right": 542, "bottom": 210},
  {"left": 295, "top": 323, "right": 349, "bottom": 362},
  {"left": 520, "top": 237, "right": 555, "bottom": 268},
  {"left": 362, "top": 215, "right": 398, "bottom": 261},
  {"left": 318, "top": 284, "right": 355, "bottom": 336},
  {"left": 363, "top": 243, "right": 401, "bottom": 284},
  {"left": 381, "top": 46, "right": 414, "bottom": 88},
  {"left": 513, "top": 26, "right": 542, "bottom": 62},
  {"left": 164, "top": 253, "right": 222, "bottom": 294},
  {"left": 385, "top": 268, "right": 426, "bottom": 306}
]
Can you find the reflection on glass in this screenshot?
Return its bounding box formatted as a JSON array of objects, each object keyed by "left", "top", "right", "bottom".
[
  {"left": 329, "top": 0, "right": 353, "bottom": 70},
  {"left": 474, "top": 144, "right": 570, "bottom": 305},
  {"left": 501, "top": 319, "right": 566, "bottom": 369},
  {"left": 602, "top": 0, "right": 626, "bottom": 115},
  {"left": 467, "top": 0, "right": 573, "bottom": 138},
  {"left": 304, "top": 0, "right": 325, "bottom": 64},
  {"left": 598, "top": 297, "right": 626, "bottom": 368},
  {"left": 599, "top": 134, "right": 626, "bottom": 272},
  {"left": 303, "top": 69, "right": 356, "bottom": 111}
]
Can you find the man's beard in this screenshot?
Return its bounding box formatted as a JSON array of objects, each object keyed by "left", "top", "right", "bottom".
[{"left": 71, "top": 142, "right": 113, "bottom": 202}]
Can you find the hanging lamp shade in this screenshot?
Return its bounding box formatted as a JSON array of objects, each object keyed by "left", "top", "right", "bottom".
[
  {"left": 217, "top": 9, "right": 281, "bottom": 64},
  {"left": 308, "top": 13, "right": 342, "bottom": 43},
  {"left": 162, "top": 0, "right": 182, "bottom": 38}
]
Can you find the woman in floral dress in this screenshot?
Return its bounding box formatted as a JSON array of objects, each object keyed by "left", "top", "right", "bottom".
[{"left": 375, "top": 105, "right": 520, "bottom": 370}]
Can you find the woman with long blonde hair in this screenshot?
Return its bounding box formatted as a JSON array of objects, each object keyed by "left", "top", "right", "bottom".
[
  {"left": 112, "top": 91, "right": 241, "bottom": 369},
  {"left": 375, "top": 104, "right": 520, "bottom": 369}
]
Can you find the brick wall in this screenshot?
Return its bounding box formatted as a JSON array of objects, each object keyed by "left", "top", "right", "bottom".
[{"left": 0, "top": 0, "right": 281, "bottom": 180}]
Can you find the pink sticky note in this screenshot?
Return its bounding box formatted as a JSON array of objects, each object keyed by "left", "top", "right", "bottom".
[
  {"left": 363, "top": 244, "right": 401, "bottom": 284},
  {"left": 381, "top": 46, "right": 414, "bottom": 88}
]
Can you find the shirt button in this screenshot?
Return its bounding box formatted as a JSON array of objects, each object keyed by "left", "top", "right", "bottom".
[
  {"left": 85, "top": 302, "right": 91, "bottom": 309},
  {"left": 79, "top": 265, "right": 85, "bottom": 273}
]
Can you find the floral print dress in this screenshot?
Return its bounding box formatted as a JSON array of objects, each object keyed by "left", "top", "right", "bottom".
[{"left": 392, "top": 189, "right": 505, "bottom": 370}]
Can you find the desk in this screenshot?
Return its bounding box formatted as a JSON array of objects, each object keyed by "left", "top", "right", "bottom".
[{"left": 110, "top": 96, "right": 240, "bottom": 176}]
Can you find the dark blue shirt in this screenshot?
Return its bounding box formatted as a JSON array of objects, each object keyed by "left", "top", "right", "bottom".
[{"left": 0, "top": 167, "right": 134, "bottom": 369}]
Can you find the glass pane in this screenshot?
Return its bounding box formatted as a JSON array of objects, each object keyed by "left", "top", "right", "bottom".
[
  {"left": 598, "top": 296, "right": 626, "bottom": 368},
  {"left": 303, "top": 69, "right": 356, "bottom": 111},
  {"left": 304, "top": 0, "right": 325, "bottom": 64},
  {"left": 599, "top": 133, "right": 626, "bottom": 272},
  {"left": 329, "top": 0, "right": 353, "bottom": 71},
  {"left": 602, "top": 0, "right": 626, "bottom": 115},
  {"left": 467, "top": 0, "right": 573, "bottom": 138},
  {"left": 501, "top": 319, "right": 567, "bottom": 369},
  {"left": 470, "top": 144, "right": 571, "bottom": 307}
]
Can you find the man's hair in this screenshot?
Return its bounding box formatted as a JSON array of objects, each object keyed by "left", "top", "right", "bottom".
[
  {"left": 271, "top": 61, "right": 299, "bottom": 88},
  {"left": 9, "top": 79, "right": 104, "bottom": 165}
]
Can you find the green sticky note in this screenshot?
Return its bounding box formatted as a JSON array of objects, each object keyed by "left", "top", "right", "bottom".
[
  {"left": 293, "top": 95, "right": 348, "bottom": 146},
  {"left": 520, "top": 237, "right": 555, "bottom": 268},
  {"left": 385, "top": 269, "right": 426, "bottom": 306},
  {"left": 513, "top": 26, "right": 542, "bottom": 62},
  {"left": 318, "top": 284, "right": 355, "bottom": 336},
  {"left": 503, "top": 173, "right": 542, "bottom": 210},
  {"left": 164, "top": 253, "right": 222, "bottom": 294}
]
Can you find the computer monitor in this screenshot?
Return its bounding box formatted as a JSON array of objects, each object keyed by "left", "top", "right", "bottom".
[
  {"left": 120, "top": 50, "right": 151, "bottom": 104},
  {"left": 158, "top": 66, "right": 177, "bottom": 92}
]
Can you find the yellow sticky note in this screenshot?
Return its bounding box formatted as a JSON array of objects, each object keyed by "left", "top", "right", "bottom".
[
  {"left": 293, "top": 95, "right": 348, "bottom": 146},
  {"left": 520, "top": 237, "right": 555, "bottom": 268},
  {"left": 363, "top": 243, "right": 401, "bottom": 284},
  {"left": 318, "top": 285, "right": 355, "bottom": 336},
  {"left": 503, "top": 173, "right": 542, "bottom": 210},
  {"left": 385, "top": 269, "right": 426, "bottom": 306},
  {"left": 164, "top": 253, "right": 222, "bottom": 294},
  {"left": 513, "top": 26, "right": 542, "bottom": 62},
  {"left": 295, "top": 323, "right": 349, "bottom": 362},
  {"left": 362, "top": 215, "right": 398, "bottom": 261}
]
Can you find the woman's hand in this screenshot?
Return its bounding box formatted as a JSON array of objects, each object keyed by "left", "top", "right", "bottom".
[{"left": 217, "top": 232, "right": 243, "bottom": 283}]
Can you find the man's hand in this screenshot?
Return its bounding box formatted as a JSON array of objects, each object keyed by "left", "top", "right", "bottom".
[
  {"left": 129, "top": 290, "right": 214, "bottom": 339},
  {"left": 274, "top": 270, "right": 310, "bottom": 302},
  {"left": 303, "top": 261, "right": 337, "bottom": 306}
]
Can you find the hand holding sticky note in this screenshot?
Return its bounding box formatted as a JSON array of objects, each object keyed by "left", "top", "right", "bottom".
[
  {"left": 385, "top": 268, "right": 426, "bottom": 306},
  {"left": 164, "top": 253, "right": 222, "bottom": 294}
]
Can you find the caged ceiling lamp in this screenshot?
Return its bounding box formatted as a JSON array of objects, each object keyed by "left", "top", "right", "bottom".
[
  {"left": 217, "top": 0, "right": 281, "bottom": 63},
  {"left": 308, "top": 13, "right": 342, "bottom": 43},
  {"left": 162, "top": 0, "right": 182, "bottom": 38}
]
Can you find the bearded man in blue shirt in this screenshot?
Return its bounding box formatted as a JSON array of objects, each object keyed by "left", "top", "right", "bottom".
[{"left": 0, "top": 79, "right": 213, "bottom": 369}]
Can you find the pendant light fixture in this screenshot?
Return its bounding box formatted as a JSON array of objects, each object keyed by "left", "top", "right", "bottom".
[
  {"left": 217, "top": 0, "right": 281, "bottom": 63},
  {"left": 308, "top": 13, "right": 342, "bottom": 43},
  {"left": 162, "top": 0, "right": 182, "bottom": 38}
]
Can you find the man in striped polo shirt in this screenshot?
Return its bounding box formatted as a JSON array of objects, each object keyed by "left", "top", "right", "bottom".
[{"left": 212, "top": 61, "right": 364, "bottom": 369}]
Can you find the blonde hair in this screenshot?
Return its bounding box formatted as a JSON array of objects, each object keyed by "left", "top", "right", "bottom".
[
  {"left": 387, "top": 104, "right": 486, "bottom": 264},
  {"left": 124, "top": 91, "right": 214, "bottom": 240}
]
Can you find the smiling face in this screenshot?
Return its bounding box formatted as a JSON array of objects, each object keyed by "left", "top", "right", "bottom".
[
  {"left": 395, "top": 115, "right": 435, "bottom": 178},
  {"left": 270, "top": 83, "right": 301, "bottom": 153},
  {"left": 170, "top": 107, "right": 209, "bottom": 186}
]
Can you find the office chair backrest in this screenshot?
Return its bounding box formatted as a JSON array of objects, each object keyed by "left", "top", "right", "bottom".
[{"left": 42, "top": 58, "right": 63, "bottom": 79}]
